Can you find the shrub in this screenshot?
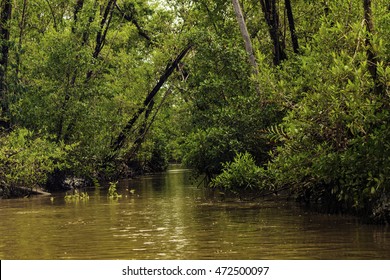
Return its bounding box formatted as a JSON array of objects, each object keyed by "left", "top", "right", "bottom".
[
  {"left": 210, "top": 152, "right": 265, "bottom": 193},
  {"left": 265, "top": 22, "right": 390, "bottom": 219},
  {"left": 0, "top": 128, "right": 72, "bottom": 197}
]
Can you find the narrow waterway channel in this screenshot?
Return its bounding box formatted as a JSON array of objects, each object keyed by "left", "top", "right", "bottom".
[{"left": 1, "top": 166, "right": 389, "bottom": 259}]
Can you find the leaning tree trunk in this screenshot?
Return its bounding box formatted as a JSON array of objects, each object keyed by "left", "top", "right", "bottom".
[
  {"left": 231, "top": 0, "right": 263, "bottom": 98},
  {"left": 231, "top": 0, "right": 259, "bottom": 76},
  {"left": 108, "top": 44, "right": 193, "bottom": 160}
]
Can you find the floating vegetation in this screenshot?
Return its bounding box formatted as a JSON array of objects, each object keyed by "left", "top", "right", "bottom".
[
  {"left": 108, "top": 181, "right": 122, "bottom": 199},
  {"left": 127, "top": 188, "right": 136, "bottom": 194},
  {"left": 64, "top": 189, "right": 89, "bottom": 202}
]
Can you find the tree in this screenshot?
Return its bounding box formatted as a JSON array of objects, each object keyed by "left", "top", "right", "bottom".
[
  {"left": 87, "top": 0, "right": 116, "bottom": 80},
  {"left": 363, "top": 0, "right": 383, "bottom": 95},
  {"left": 0, "top": 0, "right": 12, "bottom": 128},
  {"left": 110, "top": 43, "right": 192, "bottom": 158},
  {"left": 262, "top": 0, "right": 390, "bottom": 221},
  {"left": 259, "top": 0, "right": 286, "bottom": 65},
  {"left": 231, "top": 0, "right": 259, "bottom": 75},
  {"left": 14, "top": 0, "right": 28, "bottom": 80},
  {"left": 115, "top": 1, "right": 151, "bottom": 44},
  {"left": 284, "top": 0, "right": 299, "bottom": 54}
]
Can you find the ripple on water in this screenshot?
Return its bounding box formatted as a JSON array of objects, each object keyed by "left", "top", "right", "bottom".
[{"left": 1, "top": 168, "right": 390, "bottom": 259}]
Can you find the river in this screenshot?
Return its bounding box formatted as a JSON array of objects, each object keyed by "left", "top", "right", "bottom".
[{"left": 1, "top": 166, "right": 389, "bottom": 259}]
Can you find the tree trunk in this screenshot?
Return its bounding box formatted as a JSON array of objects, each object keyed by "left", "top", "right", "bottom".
[
  {"left": 55, "top": 0, "right": 86, "bottom": 141},
  {"left": 0, "top": 0, "right": 12, "bottom": 128},
  {"left": 231, "top": 0, "right": 259, "bottom": 76},
  {"left": 86, "top": 0, "right": 116, "bottom": 81},
  {"left": 15, "top": 0, "right": 28, "bottom": 80},
  {"left": 260, "top": 0, "right": 286, "bottom": 65},
  {"left": 45, "top": 0, "right": 58, "bottom": 31},
  {"left": 72, "top": 0, "right": 84, "bottom": 34},
  {"left": 58, "top": 0, "right": 99, "bottom": 141},
  {"left": 363, "top": 0, "right": 383, "bottom": 95},
  {"left": 72, "top": 0, "right": 97, "bottom": 46},
  {"left": 128, "top": 99, "right": 155, "bottom": 160},
  {"left": 109, "top": 44, "right": 192, "bottom": 159},
  {"left": 284, "top": 0, "right": 299, "bottom": 54},
  {"left": 93, "top": 0, "right": 116, "bottom": 59}
]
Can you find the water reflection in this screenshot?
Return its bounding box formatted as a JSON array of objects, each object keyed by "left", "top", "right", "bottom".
[{"left": 0, "top": 167, "right": 390, "bottom": 259}]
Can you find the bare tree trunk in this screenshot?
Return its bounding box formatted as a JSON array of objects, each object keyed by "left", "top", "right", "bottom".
[
  {"left": 260, "top": 0, "right": 286, "bottom": 65},
  {"left": 0, "top": 0, "right": 12, "bottom": 128},
  {"left": 285, "top": 0, "right": 299, "bottom": 54},
  {"left": 231, "top": 0, "right": 259, "bottom": 76}
]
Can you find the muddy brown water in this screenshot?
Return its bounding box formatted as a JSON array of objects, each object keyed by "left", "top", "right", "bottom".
[{"left": 1, "top": 166, "right": 389, "bottom": 259}]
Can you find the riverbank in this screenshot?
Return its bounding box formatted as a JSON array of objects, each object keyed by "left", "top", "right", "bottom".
[{"left": 0, "top": 185, "right": 51, "bottom": 198}]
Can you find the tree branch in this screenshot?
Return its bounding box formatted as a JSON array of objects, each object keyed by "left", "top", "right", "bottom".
[{"left": 115, "top": 3, "right": 152, "bottom": 44}]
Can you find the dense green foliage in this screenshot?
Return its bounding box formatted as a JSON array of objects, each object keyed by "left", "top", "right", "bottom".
[
  {"left": 1, "top": 0, "right": 390, "bottom": 222},
  {"left": 0, "top": 128, "right": 71, "bottom": 196},
  {"left": 174, "top": 0, "right": 390, "bottom": 222},
  {"left": 1, "top": 0, "right": 184, "bottom": 185},
  {"left": 210, "top": 152, "right": 265, "bottom": 194},
  {"left": 263, "top": 1, "right": 390, "bottom": 222}
]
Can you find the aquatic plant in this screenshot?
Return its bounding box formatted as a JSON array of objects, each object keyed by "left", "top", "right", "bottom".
[
  {"left": 64, "top": 189, "right": 89, "bottom": 202},
  {"left": 108, "top": 181, "right": 122, "bottom": 199}
]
